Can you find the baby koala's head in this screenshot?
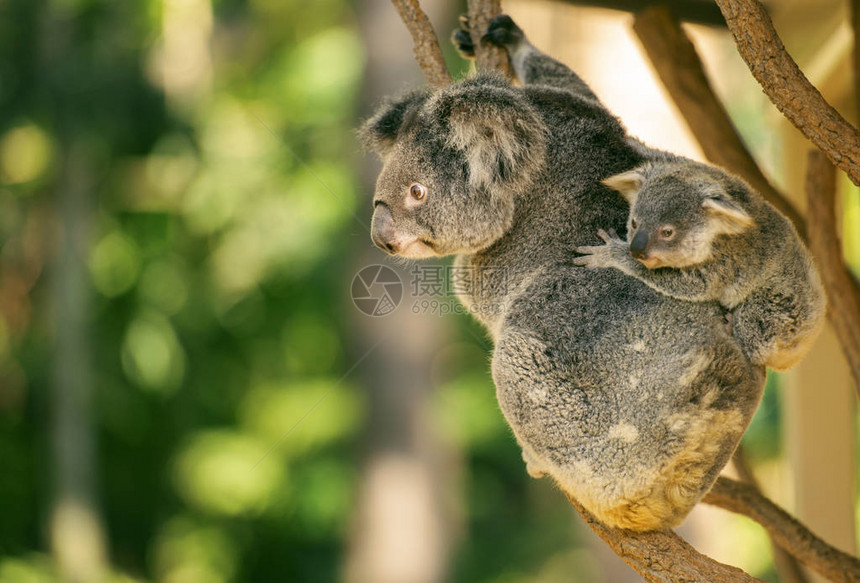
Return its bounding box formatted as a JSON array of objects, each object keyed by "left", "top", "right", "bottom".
[{"left": 602, "top": 161, "right": 755, "bottom": 269}]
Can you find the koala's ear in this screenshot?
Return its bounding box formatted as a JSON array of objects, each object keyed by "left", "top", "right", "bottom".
[
  {"left": 601, "top": 169, "right": 645, "bottom": 204},
  {"left": 702, "top": 195, "right": 754, "bottom": 235},
  {"left": 437, "top": 76, "right": 547, "bottom": 191},
  {"left": 359, "top": 90, "right": 430, "bottom": 158}
]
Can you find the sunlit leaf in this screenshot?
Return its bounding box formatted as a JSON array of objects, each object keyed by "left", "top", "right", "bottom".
[
  {"left": 90, "top": 231, "right": 142, "bottom": 297},
  {"left": 240, "top": 379, "right": 362, "bottom": 457},
  {"left": 172, "top": 430, "right": 284, "bottom": 516},
  {"left": 121, "top": 310, "right": 186, "bottom": 394},
  {"left": 0, "top": 124, "right": 53, "bottom": 185},
  {"left": 153, "top": 515, "right": 238, "bottom": 583}
]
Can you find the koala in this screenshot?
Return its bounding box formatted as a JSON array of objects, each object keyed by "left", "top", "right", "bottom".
[
  {"left": 361, "top": 15, "right": 765, "bottom": 531},
  {"left": 572, "top": 160, "right": 826, "bottom": 371}
]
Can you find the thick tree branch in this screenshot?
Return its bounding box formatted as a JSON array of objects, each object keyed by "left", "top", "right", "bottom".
[
  {"left": 632, "top": 5, "right": 805, "bottom": 238},
  {"left": 564, "top": 492, "right": 764, "bottom": 582},
  {"left": 467, "top": 0, "right": 512, "bottom": 75},
  {"left": 704, "top": 476, "right": 860, "bottom": 583},
  {"left": 714, "top": 0, "right": 860, "bottom": 186},
  {"left": 732, "top": 448, "right": 809, "bottom": 583},
  {"left": 390, "top": 0, "right": 452, "bottom": 89},
  {"left": 806, "top": 150, "right": 860, "bottom": 395}
]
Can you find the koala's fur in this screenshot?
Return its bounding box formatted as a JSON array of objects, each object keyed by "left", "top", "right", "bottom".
[
  {"left": 575, "top": 160, "right": 826, "bottom": 371},
  {"left": 361, "top": 15, "right": 765, "bottom": 531}
]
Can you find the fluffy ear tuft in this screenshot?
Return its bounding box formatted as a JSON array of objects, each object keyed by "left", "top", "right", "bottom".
[
  {"left": 359, "top": 90, "right": 429, "bottom": 158},
  {"left": 434, "top": 76, "right": 547, "bottom": 192},
  {"left": 602, "top": 169, "right": 645, "bottom": 204},
  {"left": 702, "top": 195, "right": 754, "bottom": 235}
]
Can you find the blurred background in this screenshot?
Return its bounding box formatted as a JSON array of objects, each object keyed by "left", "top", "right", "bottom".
[{"left": 0, "top": 0, "right": 856, "bottom": 581}]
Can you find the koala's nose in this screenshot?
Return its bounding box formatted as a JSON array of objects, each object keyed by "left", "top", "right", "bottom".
[
  {"left": 371, "top": 203, "right": 398, "bottom": 254},
  {"left": 629, "top": 231, "right": 650, "bottom": 260}
]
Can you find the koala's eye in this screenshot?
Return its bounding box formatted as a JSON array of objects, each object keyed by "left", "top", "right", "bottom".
[
  {"left": 660, "top": 227, "right": 675, "bottom": 240},
  {"left": 630, "top": 218, "right": 638, "bottom": 229},
  {"left": 409, "top": 183, "right": 426, "bottom": 201}
]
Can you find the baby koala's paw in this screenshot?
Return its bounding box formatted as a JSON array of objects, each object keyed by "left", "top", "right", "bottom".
[{"left": 571, "top": 228, "right": 628, "bottom": 269}]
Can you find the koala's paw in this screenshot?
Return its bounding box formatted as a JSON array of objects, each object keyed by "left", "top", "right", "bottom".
[
  {"left": 482, "top": 14, "right": 525, "bottom": 49},
  {"left": 522, "top": 450, "right": 547, "bottom": 479},
  {"left": 571, "top": 228, "right": 628, "bottom": 269},
  {"left": 451, "top": 14, "right": 475, "bottom": 59}
]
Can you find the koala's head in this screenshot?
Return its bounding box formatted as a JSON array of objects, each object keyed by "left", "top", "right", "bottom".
[
  {"left": 603, "top": 161, "right": 754, "bottom": 269},
  {"left": 360, "top": 74, "right": 547, "bottom": 259}
]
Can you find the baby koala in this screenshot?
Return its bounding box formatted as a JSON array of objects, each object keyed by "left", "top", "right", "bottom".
[{"left": 573, "top": 160, "right": 826, "bottom": 370}]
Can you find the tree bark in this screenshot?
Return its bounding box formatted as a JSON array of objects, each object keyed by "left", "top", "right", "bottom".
[
  {"left": 704, "top": 476, "right": 860, "bottom": 583},
  {"left": 714, "top": 0, "right": 860, "bottom": 186},
  {"left": 565, "top": 491, "right": 765, "bottom": 582},
  {"left": 805, "top": 150, "right": 860, "bottom": 395},
  {"left": 732, "top": 447, "right": 809, "bottom": 583},
  {"left": 389, "top": 0, "right": 452, "bottom": 88},
  {"left": 467, "top": 0, "right": 511, "bottom": 75}
]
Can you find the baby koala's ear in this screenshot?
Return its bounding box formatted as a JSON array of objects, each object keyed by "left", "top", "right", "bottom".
[
  {"left": 359, "top": 90, "right": 430, "bottom": 158},
  {"left": 602, "top": 169, "right": 645, "bottom": 204},
  {"left": 702, "top": 194, "right": 754, "bottom": 235}
]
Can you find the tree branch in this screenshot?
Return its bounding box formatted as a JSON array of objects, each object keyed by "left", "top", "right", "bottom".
[
  {"left": 564, "top": 492, "right": 764, "bottom": 582},
  {"left": 467, "top": 0, "right": 512, "bottom": 75},
  {"left": 805, "top": 150, "right": 860, "bottom": 395},
  {"left": 632, "top": 5, "right": 805, "bottom": 238},
  {"left": 713, "top": 0, "right": 860, "bottom": 186},
  {"left": 732, "top": 448, "right": 810, "bottom": 583},
  {"left": 390, "top": 0, "right": 452, "bottom": 89},
  {"left": 704, "top": 476, "right": 860, "bottom": 583}
]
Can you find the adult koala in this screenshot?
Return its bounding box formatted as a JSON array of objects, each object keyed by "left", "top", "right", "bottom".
[{"left": 360, "top": 15, "right": 764, "bottom": 531}]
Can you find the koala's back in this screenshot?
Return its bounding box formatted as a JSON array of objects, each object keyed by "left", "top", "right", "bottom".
[{"left": 492, "top": 264, "right": 764, "bottom": 530}]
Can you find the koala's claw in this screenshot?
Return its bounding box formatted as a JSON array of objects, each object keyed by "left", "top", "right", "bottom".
[
  {"left": 482, "top": 14, "right": 525, "bottom": 48},
  {"left": 572, "top": 228, "right": 628, "bottom": 268},
  {"left": 452, "top": 27, "right": 475, "bottom": 58}
]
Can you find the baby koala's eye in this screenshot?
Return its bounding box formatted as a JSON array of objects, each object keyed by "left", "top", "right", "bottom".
[
  {"left": 630, "top": 218, "right": 638, "bottom": 229},
  {"left": 659, "top": 227, "right": 675, "bottom": 240},
  {"left": 409, "top": 183, "right": 427, "bottom": 201}
]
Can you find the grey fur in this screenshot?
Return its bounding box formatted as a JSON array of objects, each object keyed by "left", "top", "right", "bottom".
[
  {"left": 574, "top": 160, "right": 826, "bottom": 370},
  {"left": 362, "top": 15, "right": 765, "bottom": 531}
]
